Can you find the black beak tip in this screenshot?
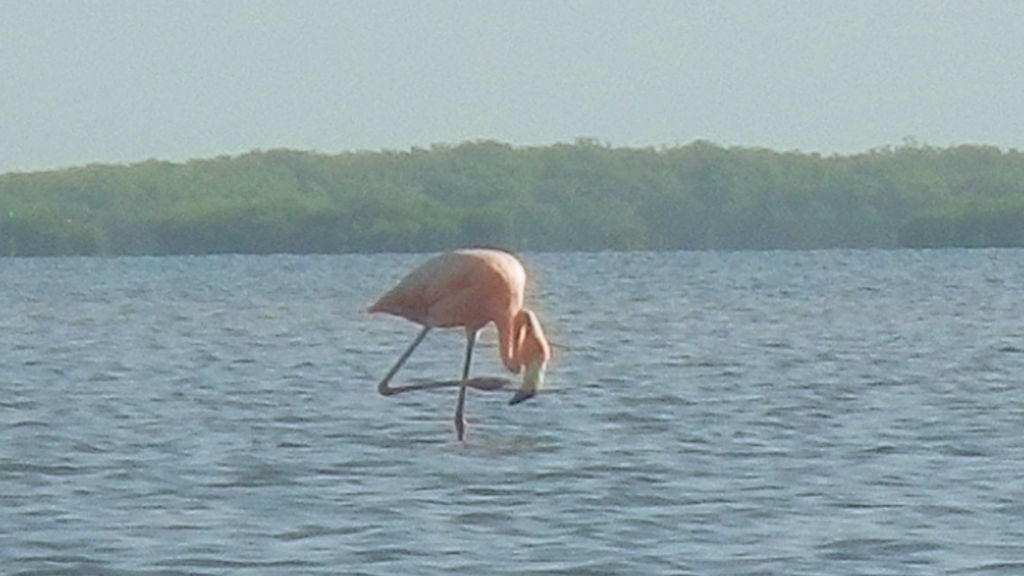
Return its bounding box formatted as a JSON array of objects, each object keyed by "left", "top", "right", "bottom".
[{"left": 509, "top": 391, "right": 535, "bottom": 405}]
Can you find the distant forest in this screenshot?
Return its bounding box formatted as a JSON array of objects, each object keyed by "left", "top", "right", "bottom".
[{"left": 2, "top": 139, "right": 1024, "bottom": 256}]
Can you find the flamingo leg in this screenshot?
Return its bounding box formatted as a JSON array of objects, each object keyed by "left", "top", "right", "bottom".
[
  {"left": 454, "top": 329, "right": 476, "bottom": 440},
  {"left": 377, "top": 325, "right": 431, "bottom": 396},
  {"left": 377, "top": 326, "right": 509, "bottom": 398}
]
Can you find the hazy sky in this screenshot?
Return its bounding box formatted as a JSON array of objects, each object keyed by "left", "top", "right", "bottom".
[{"left": 3, "top": 1, "right": 1024, "bottom": 173}]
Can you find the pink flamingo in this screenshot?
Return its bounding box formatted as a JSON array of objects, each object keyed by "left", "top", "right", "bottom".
[{"left": 369, "top": 249, "right": 551, "bottom": 440}]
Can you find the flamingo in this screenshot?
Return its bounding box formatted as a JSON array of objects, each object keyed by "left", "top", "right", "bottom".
[{"left": 368, "top": 248, "right": 551, "bottom": 440}]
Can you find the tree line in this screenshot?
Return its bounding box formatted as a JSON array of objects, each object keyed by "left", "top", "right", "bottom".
[{"left": 1, "top": 139, "right": 1023, "bottom": 256}]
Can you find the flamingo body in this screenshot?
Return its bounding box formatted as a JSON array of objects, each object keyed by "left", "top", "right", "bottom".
[{"left": 370, "top": 249, "right": 524, "bottom": 335}]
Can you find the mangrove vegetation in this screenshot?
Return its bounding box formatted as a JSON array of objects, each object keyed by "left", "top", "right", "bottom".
[{"left": 2, "top": 139, "right": 1023, "bottom": 256}]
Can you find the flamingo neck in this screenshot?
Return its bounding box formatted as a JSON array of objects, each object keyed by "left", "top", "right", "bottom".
[{"left": 498, "top": 312, "right": 523, "bottom": 373}]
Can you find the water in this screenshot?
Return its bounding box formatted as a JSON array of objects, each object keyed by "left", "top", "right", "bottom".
[{"left": 2, "top": 250, "right": 1023, "bottom": 575}]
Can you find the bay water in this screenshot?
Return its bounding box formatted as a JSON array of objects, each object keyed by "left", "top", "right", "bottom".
[{"left": 2, "top": 250, "right": 1023, "bottom": 575}]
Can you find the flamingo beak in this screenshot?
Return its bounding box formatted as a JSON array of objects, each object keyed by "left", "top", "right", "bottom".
[{"left": 509, "top": 358, "right": 545, "bottom": 405}]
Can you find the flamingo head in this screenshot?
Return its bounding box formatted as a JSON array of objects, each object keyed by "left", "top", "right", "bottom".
[{"left": 509, "top": 309, "right": 551, "bottom": 405}]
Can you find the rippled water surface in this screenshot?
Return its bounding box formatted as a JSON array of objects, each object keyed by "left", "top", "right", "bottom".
[{"left": 3, "top": 250, "right": 1024, "bottom": 575}]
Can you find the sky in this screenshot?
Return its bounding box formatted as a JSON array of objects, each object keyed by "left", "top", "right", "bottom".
[{"left": 3, "top": 0, "right": 1024, "bottom": 174}]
